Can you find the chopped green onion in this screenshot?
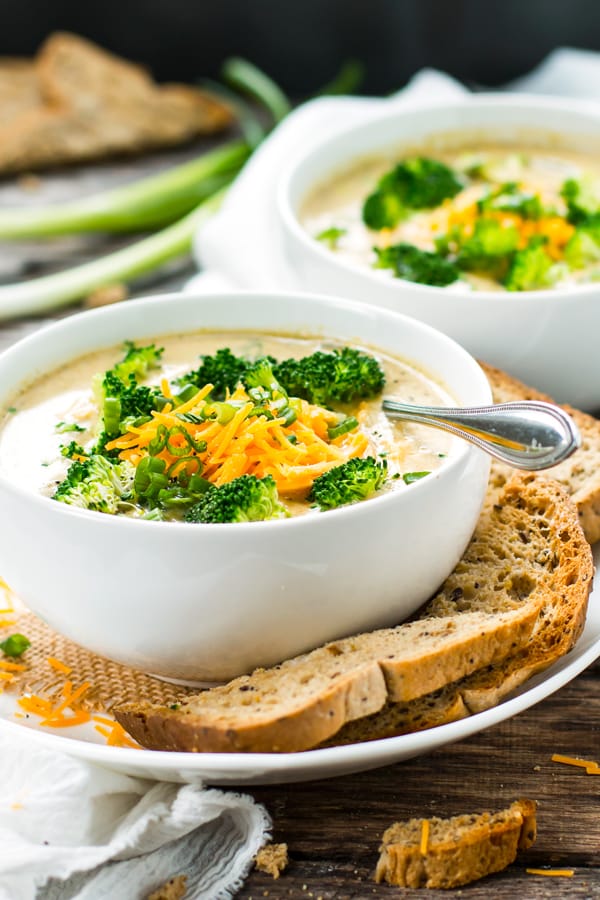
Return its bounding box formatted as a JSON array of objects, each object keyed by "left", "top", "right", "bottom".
[
  {"left": 55, "top": 421, "right": 86, "bottom": 434},
  {"left": 328, "top": 415, "right": 359, "bottom": 440},
  {"left": 402, "top": 471, "right": 431, "bottom": 484},
  {"left": 0, "top": 633, "right": 30, "bottom": 657},
  {"left": 316, "top": 226, "right": 347, "bottom": 248}
]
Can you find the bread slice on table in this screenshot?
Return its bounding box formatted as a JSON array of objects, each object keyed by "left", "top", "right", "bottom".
[
  {"left": 115, "top": 472, "right": 591, "bottom": 752},
  {"left": 375, "top": 799, "right": 537, "bottom": 889},
  {"left": 0, "top": 32, "right": 232, "bottom": 174},
  {"left": 324, "top": 473, "right": 593, "bottom": 746},
  {"left": 0, "top": 59, "right": 41, "bottom": 129},
  {"left": 482, "top": 361, "right": 600, "bottom": 544}
]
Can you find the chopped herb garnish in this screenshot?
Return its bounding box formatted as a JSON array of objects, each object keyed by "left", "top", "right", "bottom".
[
  {"left": 6, "top": 407, "right": 16, "bottom": 414},
  {"left": 402, "top": 471, "right": 430, "bottom": 484},
  {"left": 316, "top": 226, "right": 347, "bottom": 248},
  {"left": 0, "top": 633, "right": 30, "bottom": 657},
  {"left": 55, "top": 421, "right": 86, "bottom": 434}
]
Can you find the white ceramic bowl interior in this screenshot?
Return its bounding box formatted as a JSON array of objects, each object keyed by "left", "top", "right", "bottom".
[
  {"left": 0, "top": 291, "right": 490, "bottom": 682},
  {"left": 278, "top": 94, "right": 600, "bottom": 411}
]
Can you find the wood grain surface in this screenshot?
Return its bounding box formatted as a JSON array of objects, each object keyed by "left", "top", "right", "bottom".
[{"left": 1, "top": 148, "right": 599, "bottom": 899}]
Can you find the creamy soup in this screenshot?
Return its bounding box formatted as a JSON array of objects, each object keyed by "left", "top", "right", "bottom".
[
  {"left": 0, "top": 333, "right": 455, "bottom": 522},
  {"left": 301, "top": 144, "right": 600, "bottom": 292}
]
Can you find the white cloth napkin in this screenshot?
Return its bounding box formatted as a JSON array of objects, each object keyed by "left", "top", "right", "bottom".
[
  {"left": 4, "top": 48, "right": 600, "bottom": 900},
  {"left": 0, "top": 733, "right": 269, "bottom": 900},
  {"left": 188, "top": 47, "right": 600, "bottom": 294}
]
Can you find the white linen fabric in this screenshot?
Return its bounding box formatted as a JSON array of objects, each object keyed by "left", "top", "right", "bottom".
[
  {"left": 3, "top": 48, "right": 600, "bottom": 900},
  {"left": 0, "top": 732, "right": 270, "bottom": 900}
]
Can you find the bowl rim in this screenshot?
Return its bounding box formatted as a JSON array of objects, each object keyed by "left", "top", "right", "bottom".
[
  {"left": 0, "top": 289, "right": 491, "bottom": 534},
  {"left": 277, "top": 91, "right": 600, "bottom": 303}
]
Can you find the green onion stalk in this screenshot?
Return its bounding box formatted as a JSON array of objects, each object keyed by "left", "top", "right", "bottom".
[
  {"left": 0, "top": 192, "right": 224, "bottom": 319},
  {"left": 0, "top": 142, "right": 249, "bottom": 238}
]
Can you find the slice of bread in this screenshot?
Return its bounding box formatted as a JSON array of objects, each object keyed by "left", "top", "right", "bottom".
[
  {"left": 115, "top": 472, "right": 590, "bottom": 752},
  {"left": 375, "top": 799, "right": 537, "bottom": 889},
  {"left": 0, "top": 33, "right": 232, "bottom": 174},
  {"left": 323, "top": 473, "right": 593, "bottom": 745},
  {"left": 482, "top": 361, "right": 600, "bottom": 544},
  {"left": 0, "top": 59, "right": 41, "bottom": 129}
]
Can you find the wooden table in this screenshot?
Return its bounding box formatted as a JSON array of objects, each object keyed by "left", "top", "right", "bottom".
[{"left": 1, "top": 149, "right": 599, "bottom": 899}]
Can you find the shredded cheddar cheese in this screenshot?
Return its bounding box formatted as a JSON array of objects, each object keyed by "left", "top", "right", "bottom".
[
  {"left": 106, "top": 383, "right": 370, "bottom": 497},
  {"left": 18, "top": 679, "right": 92, "bottom": 727},
  {"left": 551, "top": 753, "right": 600, "bottom": 774},
  {"left": 47, "top": 656, "right": 72, "bottom": 675},
  {"left": 526, "top": 868, "right": 574, "bottom": 877},
  {"left": 92, "top": 715, "right": 140, "bottom": 749},
  {"left": 419, "top": 819, "right": 430, "bottom": 855}
]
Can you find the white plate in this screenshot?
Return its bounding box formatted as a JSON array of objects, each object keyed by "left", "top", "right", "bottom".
[{"left": 1, "top": 545, "right": 599, "bottom": 786}]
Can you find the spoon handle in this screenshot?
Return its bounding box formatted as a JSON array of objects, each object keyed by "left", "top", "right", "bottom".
[{"left": 382, "top": 398, "right": 581, "bottom": 470}]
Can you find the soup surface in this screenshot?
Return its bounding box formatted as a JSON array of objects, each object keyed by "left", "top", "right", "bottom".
[
  {"left": 301, "top": 143, "right": 600, "bottom": 292},
  {"left": 0, "top": 332, "right": 455, "bottom": 522}
]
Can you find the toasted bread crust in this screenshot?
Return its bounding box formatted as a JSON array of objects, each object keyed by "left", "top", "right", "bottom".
[
  {"left": 375, "top": 800, "right": 537, "bottom": 889},
  {"left": 482, "top": 361, "right": 600, "bottom": 544},
  {"left": 325, "top": 474, "right": 593, "bottom": 746},
  {"left": 116, "top": 473, "right": 589, "bottom": 753},
  {"left": 0, "top": 32, "right": 232, "bottom": 174}
]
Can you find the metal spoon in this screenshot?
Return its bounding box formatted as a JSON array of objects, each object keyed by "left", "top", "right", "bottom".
[{"left": 382, "top": 398, "right": 581, "bottom": 470}]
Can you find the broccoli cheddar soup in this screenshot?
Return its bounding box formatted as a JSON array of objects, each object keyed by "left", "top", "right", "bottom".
[
  {"left": 301, "top": 144, "right": 600, "bottom": 292},
  {"left": 0, "top": 332, "right": 455, "bottom": 522}
]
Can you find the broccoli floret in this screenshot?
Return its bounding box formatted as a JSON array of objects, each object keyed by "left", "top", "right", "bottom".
[
  {"left": 373, "top": 242, "right": 460, "bottom": 287},
  {"left": 362, "top": 157, "right": 463, "bottom": 230},
  {"left": 564, "top": 222, "right": 600, "bottom": 269},
  {"left": 504, "top": 237, "right": 554, "bottom": 291},
  {"left": 53, "top": 454, "right": 136, "bottom": 514},
  {"left": 273, "top": 347, "right": 385, "bottom": 407},
  {"left": 177, "top": 348, "right": 252, "bottom": 400},
  {"left": 244, "top": 357, "right": 288, "bottom": 398},
  {"left": 92, "top": 343, "right": 164, "bottom": 448},
  {"left": 111, "top": 341, "right": 163, "bottom": 384},
  {"left": 185, "top": 474, "right": 288, "bottom": 524},
  {"left": 309, "top": 456, "right": 387, "bottom": 510},
  {"left": 455, "top": 217, "right": 520, "bottom": 279},
  {"left": 478, "top": 182, "right": 544, "bottom": 219},
  {"left": 561, "top": 176, "right": 600, "bottom": 223}
]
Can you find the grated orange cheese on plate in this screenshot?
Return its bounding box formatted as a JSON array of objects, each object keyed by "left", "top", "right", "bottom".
[
  {"left": 47, "top": 656, "right": 72, "bottom": 675},
  {"left": 106, "top": 383, "right": 370, "bottom": 497},
  {"left": 92, "top": 715, "right": 140, "bottom": 749},
  {"left": 526, "top": 868, "right": 575, "bottom": 877},
  {"left": 18, "top": 679, "right": 92, "bottom": 727}
]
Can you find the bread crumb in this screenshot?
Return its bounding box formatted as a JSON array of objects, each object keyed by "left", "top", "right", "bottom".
[
  {"left": 254, "top": 842, "right": 288, "bottom": 880},
  {"left": 84, "top": 283, "right": 129, "bottom": 308},
  {"left": 17, "top": 173, "right": 42, "bottom": 192},
  {"left": 147, "top": 874, "right": 187, "bottom": 900}
]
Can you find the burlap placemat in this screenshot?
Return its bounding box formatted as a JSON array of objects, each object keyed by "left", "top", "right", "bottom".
[{"left": 1, "top": 604, "right": 193, "bottom": 715}]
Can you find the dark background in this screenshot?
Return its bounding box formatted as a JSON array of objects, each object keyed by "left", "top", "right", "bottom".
[{"left": 2, "top": 0, "right": 600, "bottom": 95}]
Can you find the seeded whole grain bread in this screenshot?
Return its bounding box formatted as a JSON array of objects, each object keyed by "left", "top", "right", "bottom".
[
  {"left": 0, "top": 32, "right": 232, "bottom": 174},
  {"left": 482, "top": 361, "right": 600, "bottom": 544},
  {"left": 374, "top": 799, "right": 537, "bottom": 889},
  {"left": 323, "top": 473, "right": 593, "bottom": 746},
  {"left": 115, "top": 472, "right": 591, "bottom": 752}
]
